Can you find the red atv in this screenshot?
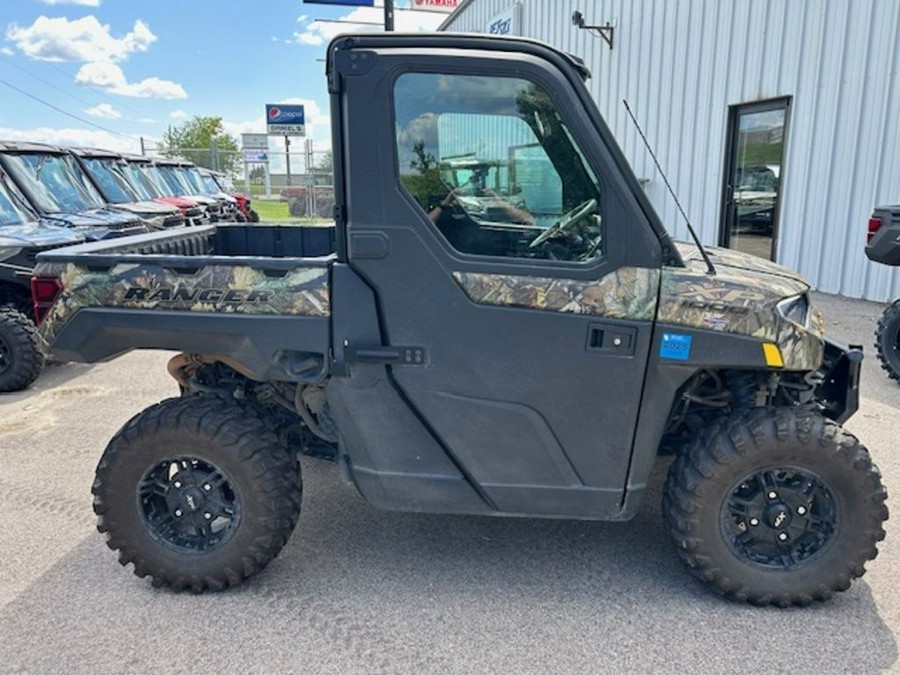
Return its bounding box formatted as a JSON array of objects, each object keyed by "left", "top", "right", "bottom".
[{"left": 210, "top": 172, "right": 258, "bottom": 222}]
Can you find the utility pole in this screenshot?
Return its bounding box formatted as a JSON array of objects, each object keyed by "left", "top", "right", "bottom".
[
  {"left": 285, "top": 135, "right": 292, "bottom": 187},
  {"left": 140, "top": 136, "right": 146, "bottom": 156},
  {"left": 384, "top": 0, "right": 394, "bottom": 31}
]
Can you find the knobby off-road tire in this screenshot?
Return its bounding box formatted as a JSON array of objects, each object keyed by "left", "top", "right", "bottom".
[
  {"left": 663, "top": 408, "right": 888, "bottom": 606},
  {"left": 93, "top": 396, "right": 302, "bottom": 592},
  {"left": 875, "top": 300, "right": 900, "bottom": 383},
  {"left": 0, "top": 306, "right": 43, "bottom": 393}
]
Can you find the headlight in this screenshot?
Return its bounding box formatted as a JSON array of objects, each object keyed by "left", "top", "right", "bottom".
[
  {"left": 0, "top": 246, "right": 23, "bottom": 263},
  {"left": 776, "top": 293, "right": 810, "bottom": 328}
]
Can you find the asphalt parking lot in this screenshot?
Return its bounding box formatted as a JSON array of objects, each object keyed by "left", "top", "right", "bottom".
[{"left": 0, "top": 291, "right": 897, "bottom": 674}]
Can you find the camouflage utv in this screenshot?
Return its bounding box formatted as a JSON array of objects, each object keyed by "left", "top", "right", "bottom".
[{"left": 31, "top": 34, "right": 887, "bottom": 606}]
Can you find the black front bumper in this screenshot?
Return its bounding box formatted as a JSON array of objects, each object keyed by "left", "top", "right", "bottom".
[{"left": 814, "top": 339, "right": 863, "bottom": 424}]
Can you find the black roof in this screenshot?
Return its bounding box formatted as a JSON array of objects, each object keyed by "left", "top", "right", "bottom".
[{"left": 0, "top": 140, "right": 67, "bottom": 154}]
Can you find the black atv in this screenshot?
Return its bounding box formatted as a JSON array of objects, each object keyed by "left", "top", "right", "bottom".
[
  {"left": 866, "top": 205, "right": 900, "bottom": 382},
  {"left": 0, "top": 173, "right": 84, "bottom": 392}
]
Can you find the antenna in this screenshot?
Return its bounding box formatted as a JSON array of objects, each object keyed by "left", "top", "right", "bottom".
[{"left": 623, "top": 100, "right": 716, "bottom": 275}]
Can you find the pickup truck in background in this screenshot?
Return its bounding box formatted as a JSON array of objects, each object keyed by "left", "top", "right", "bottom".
[
  {"left": 31, "top": 34, "right": 887, "bottom": 606},
  {"left": 866, "top": 203, "right": 900, "bottom": 381}
]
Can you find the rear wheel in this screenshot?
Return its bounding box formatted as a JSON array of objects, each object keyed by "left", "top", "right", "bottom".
[
  {"left": 93, "top": 396, "right": 302, "bottom": 592},
  {"left": 0, "top": 306, "right": 43, "bottom": 393},
  {"left": 875, "top": 300, "right": 900, "bottom": 383},
  {"left": 663, "top": 408, "right": 888, "bottom": 606}
]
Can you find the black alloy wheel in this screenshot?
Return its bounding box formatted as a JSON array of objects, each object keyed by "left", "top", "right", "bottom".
[
  {"left": 139, "top": 456, "right": 241, "bottom": 553},
  {"left": 720, "top": 467, "right": 836, "bottom": 570}
]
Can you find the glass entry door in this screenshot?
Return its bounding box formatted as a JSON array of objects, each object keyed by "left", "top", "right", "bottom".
[{"left": 720, "top": 98, "right": 790, "bottom": 260}]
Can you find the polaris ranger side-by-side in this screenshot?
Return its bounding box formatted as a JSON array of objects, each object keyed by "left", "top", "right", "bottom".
[
  {"left": 0, "top": 170, "right": 83, "bottom": 391},
  {"left": 32, "top": 35, "right": 887, "bottom": 606}
]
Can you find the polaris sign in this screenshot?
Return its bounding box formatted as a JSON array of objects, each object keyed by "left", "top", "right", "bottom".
[{"left": 266, "top": 104, "right": 306, "bottom": 136}]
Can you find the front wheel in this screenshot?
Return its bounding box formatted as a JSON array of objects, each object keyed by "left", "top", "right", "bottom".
[
  {"left": 93, "top": 396, "right": 302, "bottom": 592},
  {"left": 875, "top": 300, "right": 900, "bottom": 383},
  {"left": 663, "top": 408, "right": 888, "bottom": 606}
]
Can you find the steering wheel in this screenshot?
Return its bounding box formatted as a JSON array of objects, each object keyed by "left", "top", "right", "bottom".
[{"left": 529, "top": 198, "right": 598, "bottom": 248}]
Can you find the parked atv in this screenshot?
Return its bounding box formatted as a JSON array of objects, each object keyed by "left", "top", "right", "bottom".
[
  {"left": 865, "top": 205, "right": 900, "bottom": 382},
  {"left": 0, "top": 168, "right": 83, "bottom": 391}
]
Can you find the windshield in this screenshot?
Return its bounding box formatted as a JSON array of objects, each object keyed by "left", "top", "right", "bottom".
[
  {"left": 156, "top": 165, "right": 191, "bottom": 196},
  {"left": 135, "top": 164, "right": 176, "bottom": 197},
  {"left": 4, "top": 153, "right": 105, "bottom": 214},
  {"left": 81, "top": 157, "right": 140, "bottom": 204},
  {"left": 200, "top": 174, "right": 219, "bottom": 195},
  {"left": 178, "top": 167, "right": 205, "bottom": 194},
  {"left": 120, "top": 162, "right": 159, "bottom": 200},
  {"left": 0, "top": 171, "right": 37, "bottom": 226},
  {"left": 213, "top": 173, "right": 235, "bottom": 192}
]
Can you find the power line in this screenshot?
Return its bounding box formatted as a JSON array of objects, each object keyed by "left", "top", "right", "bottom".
[
  {"left": 0, "top": 54, "right": 102, "bottom": 110},
  {"left": 0, "top": 77, "right": 137, "bottom": 140}
]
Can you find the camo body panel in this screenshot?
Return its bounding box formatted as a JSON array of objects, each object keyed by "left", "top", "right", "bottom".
[
  {"left": 452, "top": 267, "right": 660, "bottom": 320},
  {"left": 36, "top": 261, "right": 330, "bottom": 349},
  {"left": 453, "top": 259, "right": 823, "bottom": 372},
  {"left": 659, "top": 263, "right": 823, "bottom": 371}
]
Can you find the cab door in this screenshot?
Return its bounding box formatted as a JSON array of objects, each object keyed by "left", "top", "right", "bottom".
[{"left": 333, "top": 40, "right": 664, "bottom": 518}]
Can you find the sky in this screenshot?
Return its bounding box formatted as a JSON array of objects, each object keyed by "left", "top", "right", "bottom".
[{"left": 0, "top": 0, "right": 448, "bottom": 162}]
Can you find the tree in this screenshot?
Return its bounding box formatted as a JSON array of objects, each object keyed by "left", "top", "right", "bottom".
[
  {"left": 159, "top": 116, "right": 240, "bottom": 175},
  {"left": 316, "top": 150, "right": 333, "bottom": 173}
]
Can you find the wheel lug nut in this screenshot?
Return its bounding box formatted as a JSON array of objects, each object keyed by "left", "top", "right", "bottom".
[
  {"left": 203, "top": 484, "right": 211, "bottom": 491},
  {"left": 778, "top": 532, "right": 788, "bottom": 541},
  {"left": 797, "top": 506, "right": 807, "bottom": 515},
  {"left": 204, "top": 512, "right": 212, "bottom": 520},
  {"left": 767, "top": 491, "right": 777, "bottom": 499},
  {"left": 174, "top": 481, "right": 182, "bottom": 489},
  {"left": 174, "top": 508, "right": 183, "bottom": 517},
  {"left": 749, "top": 518, "right": 759, "bottom": 526}
]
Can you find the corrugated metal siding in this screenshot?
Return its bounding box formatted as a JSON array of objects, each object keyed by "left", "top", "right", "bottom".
[{"left": 443, "top": 0, "right": 900, "bottom": 301}]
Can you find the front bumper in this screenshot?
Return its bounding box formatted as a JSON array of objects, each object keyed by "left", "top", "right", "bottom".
[{"left": 813, "top": 339, "right": 863, "bottom": 424}]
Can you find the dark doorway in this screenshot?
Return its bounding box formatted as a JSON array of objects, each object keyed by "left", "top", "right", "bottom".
[{"left": 720, "top": 98, "right": 790, "bottom": 260}]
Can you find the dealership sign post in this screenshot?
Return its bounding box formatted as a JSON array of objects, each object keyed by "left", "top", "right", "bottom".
[{"left": 266, "top": 103, "right": 306, "bottom": 187}]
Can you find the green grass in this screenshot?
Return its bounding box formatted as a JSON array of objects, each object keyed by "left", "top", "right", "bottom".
[{"left": 253, "top": 200, "right": 296, "bottom": 222}]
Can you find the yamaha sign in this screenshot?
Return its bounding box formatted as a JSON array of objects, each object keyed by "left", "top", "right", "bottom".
[{"left": 266, "top": 103, "right": 306, "bottom": 136}]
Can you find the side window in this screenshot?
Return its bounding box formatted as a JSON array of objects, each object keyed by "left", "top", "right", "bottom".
[{"left": 394, "top": 73, "right": 603, "bottom": 262}]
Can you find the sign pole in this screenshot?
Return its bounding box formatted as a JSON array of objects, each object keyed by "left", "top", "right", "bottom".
[
  {"left": 285, "top": 135, "right": 292, "bottom": 187},
  {"left": 384, "top": 0, "right": 394, "bottom": 31}
]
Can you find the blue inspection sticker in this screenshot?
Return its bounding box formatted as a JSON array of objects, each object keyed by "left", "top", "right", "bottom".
[{"left": 660, "top": 333, "right": 693, "bottom": 361}]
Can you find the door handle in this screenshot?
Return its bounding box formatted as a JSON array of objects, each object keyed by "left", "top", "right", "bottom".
[{"left": 586, "top": 324, "right": 637, "bottom": 355}]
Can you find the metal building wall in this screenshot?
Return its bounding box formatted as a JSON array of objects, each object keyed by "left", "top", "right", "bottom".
[{"left": 441, "top": 0, "right": 900, "bottom": 301}]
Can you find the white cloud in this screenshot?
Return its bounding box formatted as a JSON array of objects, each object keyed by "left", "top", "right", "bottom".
[
  {"left": 170, "top": 109, "right": 188, "bottom": 120},
  {"left": 6, "top": 16, "right": 155, "bottom": 62},
  {"left": 293, "top": 2, "right": 443, "bottom": 45},
  {"left": 75, "top": 62, "right": 187, "bottom": 98},
  {"left": 297, "top": 14, "right": 308, "bottom": 23},
  {"left": 0, "top": 47, "right": 13, "bottom": 56},
  {"left": 0, "top": 125, "right": 139, "bottom": 154},
  {"left": 138, "top": 117, "right": 156, "bottom": 124},
  {"left": 39, "top": 0, "right": 102, "bottom": 6},
  {"left": 83, "top": 102, "right": 120, "bottom": 119},
  {"left": 294, "top": 32, "right": 323, "bottom": 46}
]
